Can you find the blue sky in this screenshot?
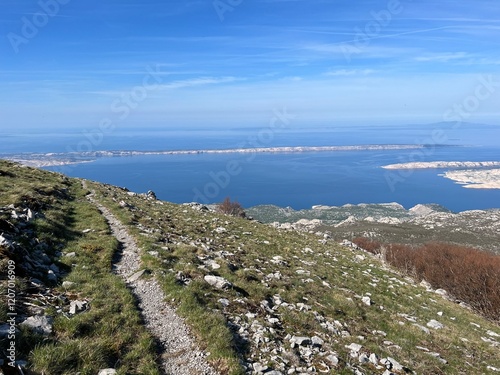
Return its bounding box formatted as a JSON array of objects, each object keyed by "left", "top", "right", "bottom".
[{"left": 1, "top": 0, "right": 500, "bottom": 130}]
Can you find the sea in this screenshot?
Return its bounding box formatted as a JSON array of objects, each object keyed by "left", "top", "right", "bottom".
[{"left": 2, "top": 122, "right": 500, "bottom": 211}]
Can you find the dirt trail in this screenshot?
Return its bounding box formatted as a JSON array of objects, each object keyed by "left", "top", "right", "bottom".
[{"left": 85, "top": 183, "right": 219, "bottom": 375}]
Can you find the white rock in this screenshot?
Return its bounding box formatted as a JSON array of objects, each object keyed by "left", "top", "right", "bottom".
[
  {"left": 369, "top": 353, "right": 379, "bottom": 365},
  {"left": 311, "top": 336, "right": 324, "bottom": 347},
  {"left": 487, "top": 330, "right": 500, "bottom": 338},
  {"left": 290, "top": 336, "right": 311, "bottom": 347},
  {"left": 346, "top": 343, "right": 362, "bottom": 353},
  {"left": 325, "top": 354, "right": 339, "bottom": 366},
  {"left": 361, "top": 296, "right": 371, "bottom": 306},
  {"left": 427, "top": 320, "right": 444, "bottom": 330},
  {"left": 253, "top": 362, "right": 268, "bottom": 373},
  {"left": 127, "top": 269, "right": 146, "bottom": 283},
  {"left": 358, "top": 353, "right": 370, "bottom": 364},
  {"left": 204, "top": 275, "right": 232, "bottom": 289},
  {"left": 414, "top": 324, "right": 430, "bottom": 334},
  {"left": 69, "top": 300, "right": 87, "bottom": 315},
  {"left": 435, "top": 289, "right": 448, "bottom": 297},
  {"left": 20, "top": 315, "right": 53, "bottom": 335},
  {"left": 388, "top": 357, "right": 403, "bottom": 371},
  {"left": 98, "top": 369, "right": 117, "bottom": 375}
]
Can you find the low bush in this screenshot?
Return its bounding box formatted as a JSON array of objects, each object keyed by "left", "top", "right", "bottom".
[
  {"left": 217, "top": 197, "right": 246, "bottom": 218},
  {"left": 352, "top": 238, "right": 500, "bottom": 321}
]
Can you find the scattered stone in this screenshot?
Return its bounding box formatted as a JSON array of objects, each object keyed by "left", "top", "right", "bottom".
[
  {"left": 62, "top": 281, "right": 76, "bottom": 290},
  {"left": 311, "top": 336, "right": 324, "bottom": 347},
  {"left": 358, "top": 353, "right": 370, "bottom": 364},
  {"left": 384, "top": 357, "right": 403, "bottom": 372},
  {"left": 127, "top": 269, "right": 147, "bottom": 283},
  {"left": 369, "top": 353, "right": 379, "bottom": 365},
  {"left": 325, "top": 353, "right": 339, "bottom": 366},
  {"left": 427, "top": 320, "right": 444, "bottom": 330},
  {"left": 346, "top": 343, "right": 362, "bottom": 353},
  {"left": 65, "top": 252, "right": 76, "bottom": 258},
  {"left": 98, "top": 369, "right": 117, "bottom": 375},
  {"left": 146, "top": 190, "right": 157, "bottom": 200},
  {"left": 20, "top": 315, "right": 53, "bottom": 336},
  {"left": 487, "top": 330, "right": 500, "bottom": 338},
  {"left": 69, "top": 300, "right": 88, "bottom": 315},
  {"left": 253, "top": 362, "right": 268, "bottom": 373},
  {"left": 414, "top": 324, "right": 430, "bottom": 334},
  {"left": 435, "top": 289, "right": 448, "bottom": 298},
  {"left": 290, "top": 336, "right": 311, "bottom": 347},
  {"left": 204, "top": 275, "right": 232, "bottom": 289},
  {"left": 361, "top": 296, "right": 371, "bottom": 306}
]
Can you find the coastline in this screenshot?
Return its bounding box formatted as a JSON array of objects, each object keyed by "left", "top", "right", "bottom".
[
  {"left": 2, "top": 144, "right": 431, "bottom": 168},
  {"left": 382, "top": 161, "right": 500, "bottom": 170}
]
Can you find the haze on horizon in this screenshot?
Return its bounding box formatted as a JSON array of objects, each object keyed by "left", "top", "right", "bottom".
[{"left": 1, "top": 0, "right": 500, "bottom": 131}]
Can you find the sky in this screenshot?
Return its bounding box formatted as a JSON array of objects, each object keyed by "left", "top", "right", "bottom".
[{"left": 1, "top": 0, "right": 500, "bottom": 130}]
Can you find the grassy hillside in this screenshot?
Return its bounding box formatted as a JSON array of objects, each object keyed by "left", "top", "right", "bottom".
[
  {"left": 0, "top": 160, "right": 159, "bottom": 374},
  {"left": 88, "top": 181, "right": 500, "bottom": 374},
  {"left": 1, "top": 159, "right": 499, "bottom": 374}
]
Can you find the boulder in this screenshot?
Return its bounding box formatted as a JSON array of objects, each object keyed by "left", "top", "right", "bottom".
[
  {"left": 98, "top": 369, "right": 117, "bottom": 375},
  {"left": 20, "top": 315, "right": 53, "bottom": 335},
  {"left": 204, "top": 275, "right": 232, "bottom": 289},
  {"left": 427, "top": 320, "right": 444, "bottom": 330}
]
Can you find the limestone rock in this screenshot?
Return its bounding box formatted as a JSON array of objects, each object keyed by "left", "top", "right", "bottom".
[
  {"left": 20, "top": 315, "right": 53, "bottom": 336},
  {"left": 98, "top": 369, "right": 117, "bottom": 375},
  {"left": 427, "top": 319, "right": 444, "bottom": 330},
  {"left": 204, "top": 275, "right": 232, "bottom": 289}
]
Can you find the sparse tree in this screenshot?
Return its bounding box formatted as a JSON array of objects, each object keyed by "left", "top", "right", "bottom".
[{"left": 217, "top": 197, "right": 245, "bottom": 218}]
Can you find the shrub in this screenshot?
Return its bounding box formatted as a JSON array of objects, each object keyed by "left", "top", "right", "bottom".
[
  {"left": 351, "top": 237, "right": 500, "bottom": 321},
  {"left": 217, "top": 197, "right": 246, "bottom": 218}
]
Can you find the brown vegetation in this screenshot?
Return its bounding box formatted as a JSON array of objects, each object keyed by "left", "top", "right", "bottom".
[
  {"left": 217, "top": 197, "right": 246, "bottom": 217},
  {"left": 352, "top": 238, "right": 500, "bottom": 321}
]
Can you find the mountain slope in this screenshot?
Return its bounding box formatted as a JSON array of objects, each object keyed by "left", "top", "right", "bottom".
[{"left": 1, "top": 160, "right": 499, "bottom": 374}]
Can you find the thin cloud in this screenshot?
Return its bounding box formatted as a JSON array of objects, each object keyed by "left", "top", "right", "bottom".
[{"left": 325, "top": 69, "right": 376, "bottom": 76}]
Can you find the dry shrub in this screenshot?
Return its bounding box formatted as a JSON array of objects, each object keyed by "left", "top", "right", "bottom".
[
  {"left": 352, "top": 237, "right": 382, "bottom": 254},
  {"left": 350, "top": 237, "right": 500, "bottom": 321},
  {"left": 217, "top": 197, "right": 245, "bottom": 218}
]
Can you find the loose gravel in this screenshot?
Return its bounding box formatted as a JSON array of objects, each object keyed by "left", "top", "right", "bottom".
[{"left": 86, "top": 186, "right": 220, "bottom": 375}]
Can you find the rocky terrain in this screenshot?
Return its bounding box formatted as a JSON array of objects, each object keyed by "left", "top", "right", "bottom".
[
  {"left": 382, "top": 161, "right": 500, "bottom": 170},
  {"left": 247, "top": 203, "right": 500, "bottom": 254},
  {"left": 381, "top": 161, "right": 500, "bottom": 190},
  {"left": 1, "top": 160, "right": 500, "bottom": 375},
  {"left": 443, "top": 168, "right": 500, "bottom": 189}
]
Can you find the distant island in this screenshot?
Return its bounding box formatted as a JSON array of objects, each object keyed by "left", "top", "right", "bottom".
[
  {"left": 381, "top": 161, "right": 500, "bottom": 190},
  {"left": 382, "top": 161, "right": 500, "bottom": 169},
  {"left": 443, "top": 169, "right": 500, "bottom": 189},
  {"left": 5, "top": 144, "right": 432, "bottom": 168}
]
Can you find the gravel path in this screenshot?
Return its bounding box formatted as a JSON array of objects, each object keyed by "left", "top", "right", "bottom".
[{"left": 86, "top": 185, "right": 220, "bottom": 375}]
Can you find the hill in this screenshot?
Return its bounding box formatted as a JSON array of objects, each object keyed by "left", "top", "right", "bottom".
[{"left": 0, "top": 160, "right": 499, "bottom": 374}]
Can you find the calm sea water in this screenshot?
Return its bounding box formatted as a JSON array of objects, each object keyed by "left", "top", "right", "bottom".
[{"left": 2, "top": 123, "right": 500, "bottom": 211}]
